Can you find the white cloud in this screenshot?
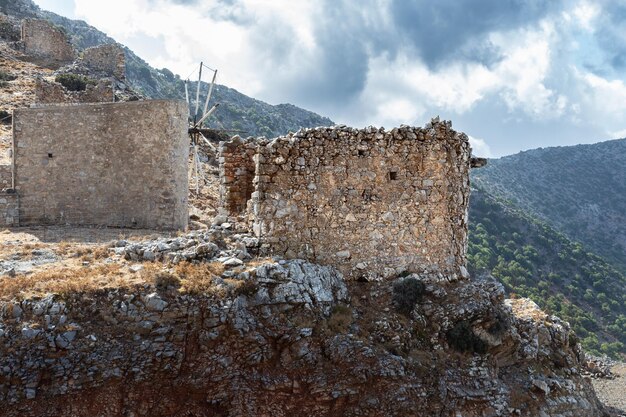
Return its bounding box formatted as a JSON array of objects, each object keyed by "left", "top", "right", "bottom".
[
  {"left": 63, "top": 0, "right": 626, "bottom": 156},
  {"left": 581, "top": 72, "right": 626, "bottom": 114},
  {"left": 610, "top": 128, "right": 626, "bottom": 138},
  {"left": 73, "top": 0, "right": 319, "bottom": 96},
  {"left": 468, "top": 135, "right": 493, "bottom": 158},
  {"left": 572, "top": 1, "right": 600, "bottom": 31}
]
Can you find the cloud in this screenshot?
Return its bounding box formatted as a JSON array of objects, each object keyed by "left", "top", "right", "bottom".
[
  {"left": 67, "top": 0, "right": 626, "bottom": 156},
  {"left": 387, "top": 0, "right": 561, "bottom": 67},
  {"left": 593, "top": 2, "right": 626, "bottom": 70},
  {"left": 610, "top": 129, "right": 626, "bottom": 139},
  {"left": 468, "top": 135, "right": 492, "bottom": 158}
]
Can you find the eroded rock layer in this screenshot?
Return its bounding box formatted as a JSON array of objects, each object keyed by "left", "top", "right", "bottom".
[{"left": 0, "top": 230, "right": 608, "bottom": 416}]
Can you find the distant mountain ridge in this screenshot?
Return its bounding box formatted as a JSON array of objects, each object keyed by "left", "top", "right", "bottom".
[
  {"left": 469, "top": 138, "right": 626, "bottom": 357},
  {"left": 0, "top": 0, "right": 334, "bottom": 138},
  {"left": 473, "top": 138, "right": 626, "bottom": 272}
]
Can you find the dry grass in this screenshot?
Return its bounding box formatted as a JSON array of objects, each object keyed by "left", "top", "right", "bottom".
[
  {"left": 0, "top": 263, "right": 135, "bottom": 300},
  {"left": 224, "top": 278, "right": 258, "bottom": 297},
  {"left": 327, "top": 304, "right": 353, "bottom": 334},
  {"left": 173, "top": 261, "right": 225, "bottom": 295},
  {"left": 244, "top": 258, "right": 273, "bottom": 268},
  {"left": 53, "top": 241, "right": 111, "bottom": 261},
  {"left": 0, "top": 260, "right": 231, "bottom": 301}
]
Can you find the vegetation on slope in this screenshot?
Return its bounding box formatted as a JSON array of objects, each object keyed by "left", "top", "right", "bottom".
[
  {"left": 468, "top": 188, "right": 626, "bottom": 357},
  {"left": 473, "top": 139, "right": 626, "bottom": 272}
]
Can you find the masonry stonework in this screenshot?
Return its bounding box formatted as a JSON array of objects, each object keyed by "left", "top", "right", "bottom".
[
  {"left": 21, "top": 19, "right": 75, "bottom": 64},
  {"left": 82, "top": 44, "right": 126, "bottom": 79},
  {"left": 12, "top": 100, "right": 189, "bottom": 230},
  {"left": 34, "top": 78, "right": 115, "bottom": 104},
  {"left": 219, "top": 137, "right": 260, "bottom": 215},
  {"left": 0, "top": 192, "right": 18, "bottom": 226},
  {"left": 0, "top": 165, "right": 11, "bottom": 190},
  {"left": 220, "top": 121, "right": 472, "bottom": 280}
]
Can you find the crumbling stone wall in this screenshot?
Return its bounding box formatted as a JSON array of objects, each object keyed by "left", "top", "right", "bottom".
[
  {"left": 0, "top": 164, "right": 11, "bottom": 190},
  {"left": 219, "top": 137, "right": 259, "bottom": 215},
  {"left": 0, "top": 14, "right": 21, "bottom": 42},
  {"left": 34, "top": 78, "right": 114, "bottom": 104},
  {"left": 82, "top": 44, "right": 125, "bottom": 79},
  {"left": 13, "top": 100, "right": 189, "bottom": 230},
  {"left": 240, "top": 122, "right": 471, "bottom": 280},
  {"left": 21, "top": 19, "right": 75, "bottom": 64},
  {"left": 0, "top": 192, "right": 18, "bottom": 226}
]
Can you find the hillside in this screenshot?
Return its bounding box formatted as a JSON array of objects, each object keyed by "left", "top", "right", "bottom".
[
  {"left": 0, "top": 1, "right": 622, "bottom": 414},
  {"left": 472, "top": 139, "right": 626, "bottom": 272},
  {"left": 0, "top": 0, "right": 334, "bottom": 138},
  {"left": 468, "top": 187, "right": 626, "bottom": 357}
]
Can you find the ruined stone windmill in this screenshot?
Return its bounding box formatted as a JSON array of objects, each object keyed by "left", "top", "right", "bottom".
[{"left": 185, "top": 62, "right": 219, "bottom": 194}]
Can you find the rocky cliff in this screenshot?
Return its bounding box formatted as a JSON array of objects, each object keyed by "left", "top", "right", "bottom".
[{"left": 0, "top": 226, "right": 609, "bottom": 416}]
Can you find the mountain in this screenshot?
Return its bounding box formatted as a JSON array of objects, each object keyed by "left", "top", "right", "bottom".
[
  {"left": 0, "top": 0, "right": 333, "bottom": 138},
  {"left": 472, "top": 139, "right": 626, "bottom": 273},
  {"left": 468, "top": 187, "right": 626, "bottom": 357}
]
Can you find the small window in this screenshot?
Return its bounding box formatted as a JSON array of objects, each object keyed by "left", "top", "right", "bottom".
[
  {"left": 358, "top": 149, "right": 366, "bottom": 157},
  {"left": 47, "top": 153, "right": 53, "bottom": 158},
  {"left": 389, "top": 171, "right": 398, "bottom": 181}
]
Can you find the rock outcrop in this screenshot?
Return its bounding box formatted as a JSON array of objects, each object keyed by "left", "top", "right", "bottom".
[{"left": 0, "top": 228, "right": 609, "bottom": 416}]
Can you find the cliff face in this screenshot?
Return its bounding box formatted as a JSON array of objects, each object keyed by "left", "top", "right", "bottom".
[{"left": 0, "top": 228, "right": 608, "bottom": 416}]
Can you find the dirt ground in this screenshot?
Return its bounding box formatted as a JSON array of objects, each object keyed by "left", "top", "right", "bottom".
[{"left": 593, "top": 363, "right": 626, "bottom": 416}]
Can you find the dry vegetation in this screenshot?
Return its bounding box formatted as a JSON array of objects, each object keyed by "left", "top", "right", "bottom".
[
  {"left": 0, "top": 261, "right": 226, "bottom": 301},
  {"left": 0, "top": 236, "right": 270, "bottom": 300},
  {"left": 0, "top": 263, "right": 131, "bottom": 300}
]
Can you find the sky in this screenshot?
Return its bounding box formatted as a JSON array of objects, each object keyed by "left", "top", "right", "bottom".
[{"left": 32, "top": 0, "right": 626, "bottom": 157}]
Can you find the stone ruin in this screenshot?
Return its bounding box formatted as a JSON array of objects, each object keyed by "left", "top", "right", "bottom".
[
  {"left": 219, "top": 120, "right": 483, "bottom": 280},
  {"left": 0, "top": 100, "right": 189, "bottom": 230},
  {"left": 34, "top": 42, "right": 127, "bottom": 104},
  {"left": 82, "top": 44, "right": 126, "bottom": 80},
  {"left": 20, "top": 18, "right": 75, "bottom": 65},
  {"left": 0, "top": 17, "right": 185, "bottom": 230},
  {"left": 34, "top": 78, "right": 115, "bottom": 104},
  {"left": 13, "top": 18, "right": 129, "bottom": 104}
]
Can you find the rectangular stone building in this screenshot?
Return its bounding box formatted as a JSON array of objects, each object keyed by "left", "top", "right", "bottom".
[
  {"left": 11, "top": 100, "right": 189, "bottom": 230},
  {"left": 220, "top": 120, "right": 473, "bottom": 280}
]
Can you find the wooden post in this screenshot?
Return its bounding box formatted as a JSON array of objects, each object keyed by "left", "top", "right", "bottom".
[
  {"left": 194, "top": 62, "right": 203, "bottom": 124},
  {"left": 202, "top": 69, "right": 217, "bottom": 125}
]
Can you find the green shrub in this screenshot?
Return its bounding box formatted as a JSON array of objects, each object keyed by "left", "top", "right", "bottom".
[
  {"left": 328, "top": 304, "right": 353, "bottom": 333},
  {"left": 55, "top": 74, "right": 88, "bottom": 92},
  {"left": 0, "top": 109, "right": 11, "bottom": 124},
  {"left": 392, "top": 277, "right": 425, "bottom": 316},
  {"left": 0, "top": 70, "right": 16, "bottom": 82},
  {"left": 488, "top": 311, "right": 509, "bottom": 336},
  {"left": 446, "top": 321, "right": 488, "bottom": 354}
]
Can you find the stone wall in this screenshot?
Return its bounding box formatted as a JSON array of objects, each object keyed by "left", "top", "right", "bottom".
[
  {"left": 34, "top": 78, "right": 114, "bottom": 104},
  {"left": 219, "top": 137, "right": 259, "bottom": 215},
  {"left": 21, "top": 19, "right": 75, "bottom": 64},
  {"left": 0, "top": 192, "right": 18, "bottom": 226},
  {"left": 244, "top": 121, "right": 471, "bottom": 280},
  {"left": 13, "top": 100, "right": 189, "bottom": 230},
  {"left": 82, "top": 44, "right": 125, "bottom": 79},
  {"left": 0, "top": 164, "right": 11, "bottom": 190}
]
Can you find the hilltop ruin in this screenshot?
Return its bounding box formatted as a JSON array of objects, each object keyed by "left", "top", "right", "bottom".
[{"left": 220, "top": 120, "right": 481, "bottom": 280}]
